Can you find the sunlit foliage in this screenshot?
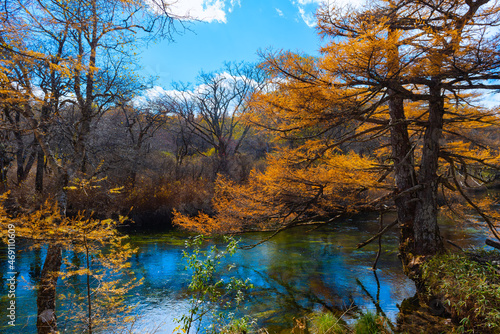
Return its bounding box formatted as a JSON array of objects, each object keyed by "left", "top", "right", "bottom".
[
  {"left": 0, "top": 193, "right": 141, "bottom": 333},
  {"left": 174, "top": 0, "right": 500, "bottom": 271}
]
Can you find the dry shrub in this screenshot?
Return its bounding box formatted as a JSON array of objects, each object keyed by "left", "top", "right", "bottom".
[
  {"left": 5, "top": 168, "right": 61, "bottom": 213},
  {"left": 122, "top": 173, "right": 214, "bottom": 229}
]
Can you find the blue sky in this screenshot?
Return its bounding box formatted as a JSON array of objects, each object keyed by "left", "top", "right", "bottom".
[
  {"left": 138, "top": 0, "right": 500, "bottom": 107},
  {"left": 139, "top": 0, "right": 353, "bottom": 91}
]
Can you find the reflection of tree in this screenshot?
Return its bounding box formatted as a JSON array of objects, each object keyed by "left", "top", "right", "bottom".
[
  {"left": 243, "top": 263, "right": 354, "bottom": 326},
  {"left": 29, "top": 247, "right": 42, "bottom": 284},
  {"left": 355, "top": 271, "right": 396, "bottom": 332}
]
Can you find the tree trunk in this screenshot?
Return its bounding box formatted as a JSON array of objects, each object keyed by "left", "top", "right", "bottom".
[
  {"left": 386, "top": 25, "right": 420, "bottom": 277},
  {"left": 36, "top": 244, "right": 62, "bottom": 334},
  {"left": 413, "top": 83, "right": 444, "bottom": 257},
  {"left": 216, "top": 141, "right": 230, "bottom": 177},
  {"left": 35, "top": 144, "right": 44, "bottom": 193},
  {"left": 75, "top": 117, "right": 91, "bottom": 174},
  {"left": 36, "top": 104, "right": 51, "bottom": 193},
  {"left": 18, "top": 74, "right": 69, "bottom": 334},
  {"left": 386, "top": 25, "right": 444, "bottom": 279},
  {"left": 0, "top": 142, "right": 10, "bottom": 192},
  {"left": 388, "top": 92, "right": 418, "bottom": 276}
]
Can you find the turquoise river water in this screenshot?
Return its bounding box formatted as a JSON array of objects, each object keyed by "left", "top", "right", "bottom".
[{"left": 0, "top": 213, "right": 490, "bottom": 333}]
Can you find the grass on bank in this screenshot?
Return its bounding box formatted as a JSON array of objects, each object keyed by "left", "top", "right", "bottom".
[
  {"left": 219, "top": 311, "right": 390, "bottom": 334},
  {"left": 309, "top": 311, "right": 390, "bottom": 334},
  {"left": 421, "top": 250, "right": 500, "bottom": 333}
]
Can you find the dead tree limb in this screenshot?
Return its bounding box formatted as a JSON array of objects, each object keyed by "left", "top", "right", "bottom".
[
  {"left": 357, "top": 219, "right": 399, "bottom": 249},
  {"left": 486, "top": 238, "right": 500, "bottom": 250}
]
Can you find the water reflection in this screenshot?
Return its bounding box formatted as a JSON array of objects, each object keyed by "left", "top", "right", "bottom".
[
  {"left": 125, "top": 216, "right": 416, "bottom": 333},
  {"left": 0, "top": 214, "right": 489, "bottom": 333}
]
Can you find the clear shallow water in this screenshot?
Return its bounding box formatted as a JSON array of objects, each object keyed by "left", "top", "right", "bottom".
[{"left": 0, "top": 213, "right": 489, "bottom": 333}]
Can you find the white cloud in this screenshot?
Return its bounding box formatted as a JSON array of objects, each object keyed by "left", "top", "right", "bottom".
[
  {"left": 276, "top": 8, "right": 284, "bottom": 17},
  {"left": 295, "top": 0, "right": 323, "bottom": 4},
  {"left": 298, "top": 7, "right": 316, "bottom": 27},
  {"left": 134, "top": 71, "right": 261, "bottom": 107},
  {"left": 133, "top": 86, "right": 183, "bottom": 107},
  {"left": 295, "top": 0, "right": 365, "bottom": 6},
  {"left": 291, "top": 0, "right": 365, "bottom": 28},
  {"left": 229, "top": 0, "right": 241, "bottom": 12},
  {"left": 480, "top": 92, "right": 500, "bottom": 109},
  {"left": 291, "top": 0, "right": 320, "bottom": 28},
  {"left": 149, "top": 0, "right": 241, "bottom": 23}
]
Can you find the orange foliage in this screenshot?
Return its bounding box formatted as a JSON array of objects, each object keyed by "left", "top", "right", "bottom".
[
  {"left": 175, "top": 0, "right": 500, "bottom": 239},
  {"left": 174, "top": 148, "right": 386, "bottom": 233}
]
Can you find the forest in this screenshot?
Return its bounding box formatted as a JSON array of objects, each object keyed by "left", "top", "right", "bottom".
[{"left": 1, "top": 0, "right": 500, "bottom": 333}]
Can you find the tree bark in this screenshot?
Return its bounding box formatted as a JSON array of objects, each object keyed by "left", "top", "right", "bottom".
[
  {"left": 35, "top": 144, "right": 44, "bottom": 193},
  {"left": 0, "top": 141, "right": 10, "bottom": 192},
  {"left": 24, "top": 116, "right": 68, "bottom": 334},
  {"left": 413, "top": 82, "right": 444, "bottom": 256},
  {"left": 389, "top": 92, "right": 419, "bottom": 275},
  {"left": 386, "top": 25, "right": 420, "bottom": 276}
]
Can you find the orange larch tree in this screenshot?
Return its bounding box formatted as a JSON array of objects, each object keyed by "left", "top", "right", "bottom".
[{"left": 175, "top": 0, "right": 500, "bottom": 280}]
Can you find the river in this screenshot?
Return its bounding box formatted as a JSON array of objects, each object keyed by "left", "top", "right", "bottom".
[{"left": 0, "top": 213, "right": 489, "bottom": 333}]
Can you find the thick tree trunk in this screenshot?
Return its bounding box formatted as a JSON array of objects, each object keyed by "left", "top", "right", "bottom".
[
  {"left": 388, "top": 92, "right": 418, "bottom": 276},
  {"left": 216, "top": 141, "right": 229, "bottom": 177},
  {"left": 389, "top": 95, "right": 417, "bottom": 223},
  {"left": 386, "top": 25, "right": 444, "bottom": 279},
  {"left": 393, "top": 82, "right": 445, "bottom": 282},
  {"left": 36, "top": 244, "right": 62, "bottom": 334},
  {"left": 31, "top": 135, "right": 68, "bottom": 334},
  {"left": 413, "top": 83, "right": 444, "bottom": 256},
  {"left": 18, "top": 80, "right": 69, "bottom": 334},
  {"left": 36, "top": 174, "right": 67, "bottom": 334},
  {"left": 386, "top": 26, "right": 417, "bottom": 262}
]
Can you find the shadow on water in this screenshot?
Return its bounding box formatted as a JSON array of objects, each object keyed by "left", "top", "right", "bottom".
[{"left": 0, "top": 212, "right": 490, "bottom": 333}]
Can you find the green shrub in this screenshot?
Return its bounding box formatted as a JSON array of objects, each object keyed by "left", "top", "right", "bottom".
[
  {"left": 221, "top": 315, "right": 256, "bottom": 333},
  {"left": 176, "top": 236, "right": 254, "bottom": 334}
]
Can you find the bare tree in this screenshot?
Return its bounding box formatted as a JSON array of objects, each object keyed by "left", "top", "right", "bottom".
[{"left": 162, "top": 63, "right": 266, "bottom": 177}]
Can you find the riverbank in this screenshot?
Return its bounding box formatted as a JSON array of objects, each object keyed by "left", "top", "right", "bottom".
[
  {"left": 397, "top": 249, "right": 500, "bottom": 333},
  {"left": 259, "top": 248, "right": 500, "bottom": 334}
]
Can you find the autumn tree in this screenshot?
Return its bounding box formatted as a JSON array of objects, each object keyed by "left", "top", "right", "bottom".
[
  {"left": 15, "top": 0, "right": 176, "bottom": 175},
  {"left": 0, "top": 1, "right": 184, "bottom": 332},
  {"left": 0, "top": 194, "right": 141, "bottom": 333},
  {"left": 175, "top": 0, "right": 500, "bottom": 280},
  {"left": 312, "top": 0, "right": 500, "bottom": 276}
]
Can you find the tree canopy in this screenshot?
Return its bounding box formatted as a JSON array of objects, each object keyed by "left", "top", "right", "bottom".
[
  {"left": 174, "top": 0, "right": 500, "bottom": 278},
  {"left": 1, "top": 1, "right": 182, "bottom": 332}
]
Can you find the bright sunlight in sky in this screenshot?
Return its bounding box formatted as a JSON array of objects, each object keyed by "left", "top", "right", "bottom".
[{"left": 140, "top": 0, "right": 364, "bottom": 95}]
